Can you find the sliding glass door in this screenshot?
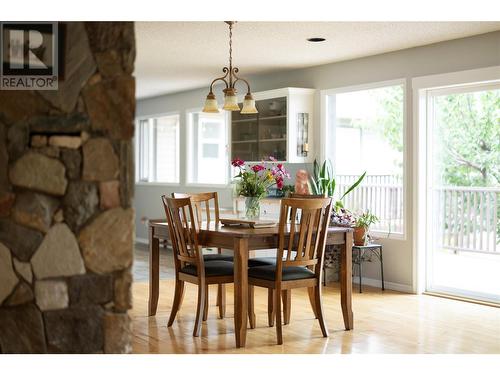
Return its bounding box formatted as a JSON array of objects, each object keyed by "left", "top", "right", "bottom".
[{"left": 425, "top": 83, "right": 500, "bottom": 303}]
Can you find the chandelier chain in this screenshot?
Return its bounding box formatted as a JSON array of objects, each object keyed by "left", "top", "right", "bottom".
[{"left": 229, "top": 22, "right": 233, "bottom": 79}]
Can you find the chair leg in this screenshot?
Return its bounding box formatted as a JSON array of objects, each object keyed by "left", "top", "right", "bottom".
[
  {"left": 267, "top": 289, "right": 275, "bottom": 327},
  {"left": 203, "top": 284, "right": 209, "bottom": 321},
  {"left": 282, "top": 290, "right": 291, "bottom": 325},
  {"left": 217, "top": 284, "right": 226, "bottom": 319},
  {"left": 193, "top": 282, "right": 206, "bottom": 337},
  {"left": 314, "top": 284, "right": 329, "bottom": 337},
  {"left": 275, "top": 287, "right": 283, "bottom": 345},
  {"left": 248, "top": 285, "right": 256, "bottom": 329},
  {"left": 168, "top": 280, "right": 185, "bottom": 327},
  {"left": 308, "top": 287, "right": 318, "bottom": 319}
]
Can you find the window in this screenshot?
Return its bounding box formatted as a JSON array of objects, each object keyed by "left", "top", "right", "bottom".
[
  {"left": 136, "top": 114, "right": 180, "bottom": 183},
  {"left": 187, "top": 110, "right": 228, "bottom": 185},
  {"left": 324, "top": 82, "right": 405, "bottom": 235}
]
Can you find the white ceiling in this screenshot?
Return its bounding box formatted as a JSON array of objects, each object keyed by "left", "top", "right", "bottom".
[{"left": 135, "top": 22, "right": 500, "bottom": 99}]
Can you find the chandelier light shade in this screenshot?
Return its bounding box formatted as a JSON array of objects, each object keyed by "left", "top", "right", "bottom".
[
  {"left": 202, "top": 21, "right": 258, "bottom": 114},
  {"left": 241, "top": 93, "right": 258, "bottom": 114},
  {"left": 202, "top": 93, "right": 220, "bottom": 113}
]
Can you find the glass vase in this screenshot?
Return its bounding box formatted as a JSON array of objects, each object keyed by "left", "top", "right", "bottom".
[{"left": 245, "top": 196, "right": 261, "bottom": 219}]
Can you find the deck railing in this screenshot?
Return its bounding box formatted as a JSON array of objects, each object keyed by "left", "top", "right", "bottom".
[
  {"left": 336, "top": 175, "right": 404, "bottom": 234},
  {"left": 433, "top": 186, "right": 499, "bottom": 254},
  {"left": 336, "top": 175, "right": 499, "bottom": 253}
]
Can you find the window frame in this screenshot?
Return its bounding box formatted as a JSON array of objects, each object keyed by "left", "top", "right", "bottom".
[
  {"left": 185, "top": 107, "right": 230, "bottom": 187},
  {"left": 320, "top": 78, "right": 408, "bottom": 240},
  {"left": 135, "top": 111, "right": 181, "bottom": 186}
]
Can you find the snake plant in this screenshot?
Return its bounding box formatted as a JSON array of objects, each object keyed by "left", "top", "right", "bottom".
[{"left": 310, "top": 159, "right": 366, "bottom": 210}]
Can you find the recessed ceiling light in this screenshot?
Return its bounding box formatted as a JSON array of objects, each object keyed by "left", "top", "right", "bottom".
[{"left": 307, "top": 37, "right": 326, "bottom": 42}]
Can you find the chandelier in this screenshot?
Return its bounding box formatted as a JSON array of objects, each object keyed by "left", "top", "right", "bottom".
[{"left": 202, "top": 21, "right": 258, "bottom": 114}]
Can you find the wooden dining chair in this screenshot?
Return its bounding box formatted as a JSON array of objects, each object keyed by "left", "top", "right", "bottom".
[
  {"left": 161, "top": 196, "right": 234, "bottom": 337},
  {"left": 283, "top": 193, "right": 328, "bottom": 322},
  {"left": 256, "top": 193, "right": 327, "bottom": 327},
  {"left": 247, "top": 197, "right": 333, "bottom": 344},
  {"left": 171, "top": 192, "right": 233, "bottom": 320}
]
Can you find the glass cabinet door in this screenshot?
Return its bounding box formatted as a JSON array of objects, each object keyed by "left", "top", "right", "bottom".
[{"left": 231, "top": 96, "right": 287, "bottom": 161}]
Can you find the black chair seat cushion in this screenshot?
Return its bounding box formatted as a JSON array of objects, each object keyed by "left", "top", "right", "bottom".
[
  {"left": 181, "top": 260, "right": 234, "bottom": 277},
  {"left": 248, "top": 257, "right": 277, "bottom": 267},
  {"left": 203, "top": 253, "right": 234, "bottom": 262},
  {"left": 248, "top": 265, "right": 315, "bottom": 281}
]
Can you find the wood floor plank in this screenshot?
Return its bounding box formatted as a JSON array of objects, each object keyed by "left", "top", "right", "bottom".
[{"left": 131, "top": 280, "right": 500, "bottom": 354}]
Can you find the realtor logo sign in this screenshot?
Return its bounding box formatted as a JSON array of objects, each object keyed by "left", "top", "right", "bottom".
[{"left": 0, "top": 22, "right": 59, "bottom": 90}]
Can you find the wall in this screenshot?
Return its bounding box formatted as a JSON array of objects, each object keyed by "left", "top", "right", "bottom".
[
  {"left": 135, "top": 30, "right": 500, "bottom": 291},
  {"left": 0, "top": 22, "right": 136, "bottom": 353}
]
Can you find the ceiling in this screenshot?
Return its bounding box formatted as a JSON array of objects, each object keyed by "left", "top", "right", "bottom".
[{"left": 135, "top": 22, "right": 500, "bottom": 99}]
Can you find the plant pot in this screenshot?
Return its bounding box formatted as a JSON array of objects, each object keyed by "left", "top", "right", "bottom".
[{"left": 353, "top": 226, "right": 367, "bottom": 246}]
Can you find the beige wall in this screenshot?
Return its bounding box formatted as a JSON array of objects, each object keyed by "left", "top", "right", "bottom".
[{"left": 135, "top": 30, "right": 500, "bottom": 291}]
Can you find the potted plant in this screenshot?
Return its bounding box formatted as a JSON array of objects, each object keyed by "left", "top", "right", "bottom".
[
  {"left": 232, "top": 157, "right": 290, "bottom": 219},
  {"left": 353, "top": 210, "right": 379, "bottom": 246},
  {"left": 310, "top": 159, "right": 366, "bottom": 210}
]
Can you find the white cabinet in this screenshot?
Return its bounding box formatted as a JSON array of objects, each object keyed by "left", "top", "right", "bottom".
[{"left": 231, "top": 87, "right": 315, "bottom": 163}]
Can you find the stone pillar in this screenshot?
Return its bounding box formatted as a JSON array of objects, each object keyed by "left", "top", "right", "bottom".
[{"left": 0, "top": 22, "right": 135, "bottom": 354}]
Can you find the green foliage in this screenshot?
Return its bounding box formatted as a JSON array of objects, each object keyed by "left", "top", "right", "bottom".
[
  {"left": 311, "top": 159, "right": 335, "bottom": 197},
  {"left": 376, "top": 87, "right": 499, "bottom": 187},
  {"left": 234, "top": 169, "right": 268, "bottom": 199},
  {"left": 434, "top": 90, "right": 500, "bottom": 187},
  {"left": 340, "top": 171, "right": 366, "bottom": 200},
  {"left": 374, "top": 85, "right": 404, "bottom": 154},
  {"left": 354, "top": 210, "right": 379, "bottom": 229},
  {"left": 310, "top": 159, "right": 366, "bottom": 210}
]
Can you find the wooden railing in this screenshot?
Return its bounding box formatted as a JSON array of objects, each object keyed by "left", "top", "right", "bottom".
[
  {"left": 336, "top": 175, "right": 404, "bottom": 234},
  {"left": 433, "top": 186, "right": 499, "bottom": 254}
]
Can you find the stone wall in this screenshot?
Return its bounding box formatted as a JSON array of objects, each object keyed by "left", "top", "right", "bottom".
[{"left": 0, "top": 22, "right": 135, "bottom": 353}]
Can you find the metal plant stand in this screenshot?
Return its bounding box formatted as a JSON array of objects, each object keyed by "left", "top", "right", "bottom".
[{"left": 352, "top": 243, "right": 384, "bottom": 293}]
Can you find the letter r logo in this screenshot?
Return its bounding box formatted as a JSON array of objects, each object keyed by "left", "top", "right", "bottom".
[{"left": 8, "top": 29, "right": 48, "bottom": 69}]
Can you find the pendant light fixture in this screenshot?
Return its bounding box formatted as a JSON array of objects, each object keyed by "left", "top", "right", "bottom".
[{"left": 202, "top": 21, "right": 258, "bottom": 114}]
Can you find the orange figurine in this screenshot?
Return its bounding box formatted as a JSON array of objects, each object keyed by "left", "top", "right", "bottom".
[{"left": 294, "top": 169, "right": 311, "bottom": 195}]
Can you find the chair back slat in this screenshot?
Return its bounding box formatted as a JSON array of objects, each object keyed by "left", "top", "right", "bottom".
[
  {"left": 162, "top": 196, "right": 203, "bottom": 269},
  {"left": 276, "top": 197, "right": 333, "bottom": 281},
  {"left": 286, "top": 206, "right": 297, "bottom": 261},
  {"left": 172, "top": 192, "right": 220, "bottom": 230}
]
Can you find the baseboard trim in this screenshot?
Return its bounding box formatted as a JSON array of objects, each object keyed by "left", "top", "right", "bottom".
[
  {"left": 135, "top": 237, "right": 148, "bottom": 245},
  {"left": 424, "top": 291, "right": 500, "bottom": 308},
  {"left": 353, "top": 276, "right": 413, "bottom": 293}
]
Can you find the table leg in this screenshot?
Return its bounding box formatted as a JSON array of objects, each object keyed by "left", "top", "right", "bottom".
[
  {"left": 233, "top": 238, "right": 249, "bottom": 348},
  {"left": 340, "top": 231, "right": 354, "bottom": 330},
  {"left": 379, "top": 247, "right": 385, "bottom": 291},
  {"left": 148, "top": 225, "right": 160, "bottom": 316}
]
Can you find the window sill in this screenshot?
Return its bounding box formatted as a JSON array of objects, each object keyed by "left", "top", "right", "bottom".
[{"left": 370, "top": 231, "right": 406, "bottom": 241}]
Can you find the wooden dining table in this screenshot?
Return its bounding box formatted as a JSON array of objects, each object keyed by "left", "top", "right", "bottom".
[{"left": 147, "top": 219, "right": 354, "bottom": 348}]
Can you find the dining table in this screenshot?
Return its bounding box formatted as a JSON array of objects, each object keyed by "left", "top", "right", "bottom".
[{"left": 147, "top": 218, "right": 354, "bottom": 348}]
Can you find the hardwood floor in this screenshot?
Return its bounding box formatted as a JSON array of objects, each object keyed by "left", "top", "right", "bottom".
[{"left": 131, "top": 280, "right": 500, "bottom": 354}]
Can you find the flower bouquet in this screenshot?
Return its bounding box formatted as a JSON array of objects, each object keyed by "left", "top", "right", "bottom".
[{"left": 232, "top": 157, "right": 290, "bottom": 218}]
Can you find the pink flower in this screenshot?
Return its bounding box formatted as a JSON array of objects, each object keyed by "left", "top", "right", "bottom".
[
  {"left": 276, "top": 178, "right": 284, "bottom": 190},
  {"left": 269, "top": 156, "right": 277, "bottom": 162},
  {"left": 251, "top": 164, "right": 265, "bottom": 173},
  {"left": 231, "top": 158, "right": 245, "bottom": 167}
]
